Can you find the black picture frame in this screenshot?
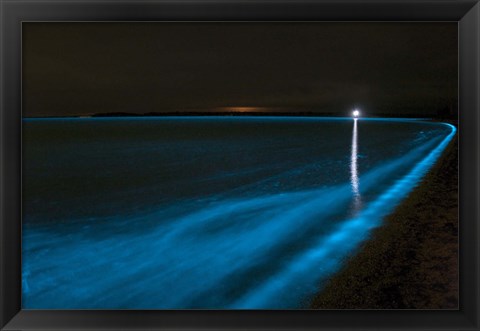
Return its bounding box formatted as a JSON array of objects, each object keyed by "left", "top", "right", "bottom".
[{"left": 1, "top": 0, "right": 479, "bottom": 330}]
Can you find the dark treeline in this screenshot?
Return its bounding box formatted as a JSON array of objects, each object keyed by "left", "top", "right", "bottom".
[
  {"left": 26, "top": 109, "right": 458, "bottom": 119},
  {"left": 89, "top": 111, "right": 457, "bottom": 119}
]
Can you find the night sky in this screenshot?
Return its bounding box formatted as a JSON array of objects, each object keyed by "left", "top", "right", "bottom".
[{"left": 22, "top": 22, "right": 457, "bottom": 117}]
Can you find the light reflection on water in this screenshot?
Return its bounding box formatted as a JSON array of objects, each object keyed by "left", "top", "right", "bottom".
[
  {"left": 350, "top": 118, "right": 362, "bottom": 214},
  {"left": 21, "top": 118, "right": 456, "bottom": 309}
]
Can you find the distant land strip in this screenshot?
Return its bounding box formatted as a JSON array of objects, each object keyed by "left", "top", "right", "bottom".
[{"left": 24, "top": 111, "right": 458, "bottom": 120}]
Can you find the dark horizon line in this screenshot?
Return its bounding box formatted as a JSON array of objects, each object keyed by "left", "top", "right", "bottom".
[{"left": 23, "top": 111, "right": 458, "bottom": 120}]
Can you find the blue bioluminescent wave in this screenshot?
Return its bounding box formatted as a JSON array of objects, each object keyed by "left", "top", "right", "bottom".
[
  {"left": 232, "top": 123, "right": 456, "bottom": 308},
  {"left": 21, "top": 118, "right": 456, "bottom": 309}
]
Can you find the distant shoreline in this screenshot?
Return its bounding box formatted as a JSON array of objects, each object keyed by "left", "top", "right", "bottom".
[{"left": 24, "top": 111, "right": 457, "bottom": 121}]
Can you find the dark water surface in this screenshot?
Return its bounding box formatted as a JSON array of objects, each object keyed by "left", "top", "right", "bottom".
[{"left": 22, "top": 117, "right": 456, "bottom": 309}]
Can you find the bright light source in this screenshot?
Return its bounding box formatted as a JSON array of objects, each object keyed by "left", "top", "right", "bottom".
[{"left": 352, "top": 110, "right": 360, "bottom": 118}]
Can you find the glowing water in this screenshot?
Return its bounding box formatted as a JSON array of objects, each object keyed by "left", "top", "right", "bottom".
[{"left": 22, "top": 117, "right": 455, "bottom": 309}]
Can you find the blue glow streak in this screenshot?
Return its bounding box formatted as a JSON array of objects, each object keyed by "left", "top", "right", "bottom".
[{"left": 21, "top": 120, "right": 456, "bottom": 309}]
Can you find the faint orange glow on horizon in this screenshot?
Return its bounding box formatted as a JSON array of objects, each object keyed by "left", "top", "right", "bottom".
[{"left": 217, "top": 106, "right": 266, "bottom": 113}]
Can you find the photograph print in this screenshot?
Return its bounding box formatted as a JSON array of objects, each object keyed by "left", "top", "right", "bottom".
[{"left": 22, "top": 22, "right": 458, "bottom": 309}]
